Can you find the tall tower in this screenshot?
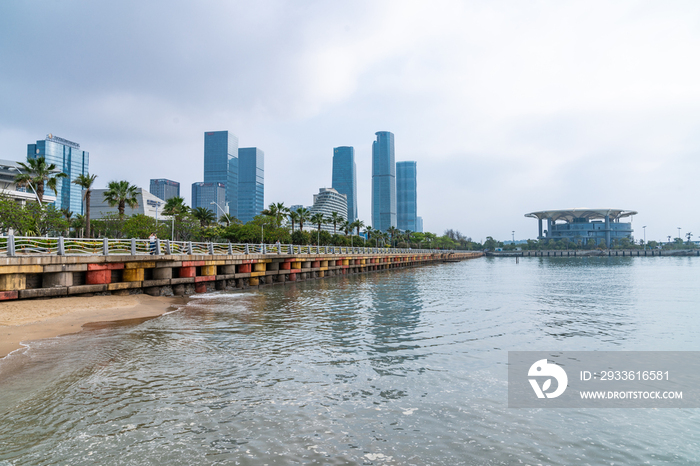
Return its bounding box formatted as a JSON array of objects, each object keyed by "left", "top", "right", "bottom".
[
  {"left": 238, "top": 147, "right": 264, "bottom": 223},
  {"left": 27, "top": 134, "right": 89, "bottom": 214},
  {"left": 332, "top": 146, "right": 357, "bottom": 223},
  {"left": 371, "top": 131, "right": 396, "bottom": 232},
  {"left": 203, "top": 131, "right": 238, "bottom": 218},
  {"left": 397, "top": 161, "right": 417, "bottom": 232}
]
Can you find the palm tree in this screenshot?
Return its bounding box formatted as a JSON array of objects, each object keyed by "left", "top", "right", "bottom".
[
  {"left": 341, "top": 220, "right": 352, "bottom": 236},
  {"left": 387, "top": 226, "right": 399, "bottom": 247},
  {"left": 288, "top": 210, "right": 299, "bottom": 232},
  {"left": 352, "top": 219, "right": 365, "bottom": 236},
  {"left": 329, "top": 212, "right": 343, "bottom": 235},
  {"left": 162, "top": 196, "right": 189, "bottom": 241},
  {"left": 219, "top": 213, "right": 235, "bottom": 226},
  {"left": 296, "top": 207, "right": 310, "bottom": 232},
  {"left": 14, "top": 156, "right": 68, "bottom": 204},
  {"left": 103, "top": 180, "right": 139, "bottom": 217},
  {"left": 73, "top": 173, "right": 97, "bottom": 238},
  {"left": 310, "top": 213, "right": 326, "bottom": 233},
  {"left": 262, "top": 202, "right": 288, "bottom": 228},
  {"left": 192, "top": 207, "right": 216, "bottom": 228}
]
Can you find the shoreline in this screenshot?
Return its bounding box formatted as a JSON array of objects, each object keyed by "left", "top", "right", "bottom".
[{"left": 0, "top": 294, "right": 186, "bottom": 359}]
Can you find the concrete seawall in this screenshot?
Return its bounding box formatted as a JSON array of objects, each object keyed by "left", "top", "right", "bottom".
[{"left": 0, "top": 251, "right": 483, "bottom": 301}]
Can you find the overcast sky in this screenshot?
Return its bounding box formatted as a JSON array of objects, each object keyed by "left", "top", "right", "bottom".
[{"left": 1, "top": 1, "right": 699, "bottom": 242}]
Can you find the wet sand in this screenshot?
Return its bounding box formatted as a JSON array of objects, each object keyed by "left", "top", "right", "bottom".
[{"left": 0, "top": 294, "right": 184, "bottom": 358}]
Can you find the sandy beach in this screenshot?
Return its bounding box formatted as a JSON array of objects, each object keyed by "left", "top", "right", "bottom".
[{"left": 0, "top": 294, "right": 185, "bottom": 359}]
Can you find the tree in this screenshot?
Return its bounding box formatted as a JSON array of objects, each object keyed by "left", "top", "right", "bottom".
[
  {"left": 352, "top": 219, "right": 365, "bottom": 237},
  {"left": 262, "top": 202, "right": 289, "bottom": 228},
  {"left": 163, "top": 196, "right": 189, "bottom": 241},
  {"left": 288, "top": 210, "right": 299, "bottom": 232},
  {"left": 192, "top": 207, "right": 216, "bottom": 228},
  {"left": 72, "top": 173, "right": 97, "bottom": 238},
  {"left": 14, "top": 156, "right": 68, "bottom": 204},
  {"left": 310, "top": 212, "right": 326, "bottom": 233},
  {"left": 387, "top": 226, "right": 399, "bottom": 247},
  {"left": 341, "top": 220, "right": 352, "bottom": 236},
  {"left": 329, "top": 211, "right": 343, "bottom": 235},
  {"left": 103, "top": 180, "right": 139, "bottom": 217},
  {"left": 219, "top": 213, "right": 236, "bottom": 226},
  {"left": 296, "top": 207, "right": 310, "bottom": 232}
]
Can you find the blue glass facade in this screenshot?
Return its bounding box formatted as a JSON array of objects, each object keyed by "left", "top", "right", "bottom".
[
  {"left": 397, "top": 161, "right": 417, "bottom": 232},
  {"left": 204, "top": 131, "right": 238, "bottom": 218},
  {"left": 191, "top": 182, "right": 226, "bottom": 216},
  {"left": 371, "top": 131, "right": 396, "bottom": 232},
  {"left": 27, "top": 135, "right": 89, "bottom": 214},
  {"left": 237, "top": 147, "right": 264, "bottom": 223},
  {"left": 332, "top": 146, "right": 357, "bottom": 223},
  {"left": 149, "top": 178, "right": 180, "bottom": 201}
]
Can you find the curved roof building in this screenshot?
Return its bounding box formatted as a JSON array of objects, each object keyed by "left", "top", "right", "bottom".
[
  {"left": 525, "top": 208, "right": 637, "bottom": 247},
  {"left": 308, "top": 187, "right": 348, "bottom": 233}
]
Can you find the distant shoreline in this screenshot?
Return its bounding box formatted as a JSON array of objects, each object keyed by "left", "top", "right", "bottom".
[{"left": 0, "top": 294, "right": 185, "bottom": 359}]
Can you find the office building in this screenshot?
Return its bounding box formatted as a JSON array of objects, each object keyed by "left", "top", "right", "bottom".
[
  {"left": 332, "top": 146, "right": 357, "bottom": 223},
  {"left": 525, "top": 208, "right": 637, "bottom": 247},
  {"left": 416, "top": 216, "right": 424, "bottom": 233},
  {"left": 27, "top": 134, "right": 89, "bottom": 214},
  {"left": 371, "top": 131, "right": 396, "bottom": 232},
  {"left": 397, "top": 161, "right": 417, "bottom": 232},
  {"left": 204, "top": 131, "right": 238, "bottom": 218},
  {"left": 238, "top": 147, "right": 264, "bottom": 223},
  {"left": 191, "top": 182, "right": 226, "bottom": 217},
  {"left": 309, "top": 188, "right": 347, "bottom": 234},
  {"left": 90, "top": 187, "right": 166, "bottom": 219},
  {"left": 149, "top": 178, "right": 180, "bottom": 202}
]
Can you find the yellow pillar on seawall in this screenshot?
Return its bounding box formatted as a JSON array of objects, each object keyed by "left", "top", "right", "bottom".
[
  {"left": 123, "top": 268, "right": 144, "bottom": 281},
  {"left": 202, "top": 265, "right": 217, "bottom": 276}
]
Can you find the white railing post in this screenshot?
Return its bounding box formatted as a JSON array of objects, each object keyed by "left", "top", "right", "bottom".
[
  {"left": 187, "top": 241, "right": 193, "bottom": 255},
  {"left": 103, "top": 237, "right": 109, "bottom": 256},
  {"left": 165, "top": 239, "right": 172, "bottom": 255},
  {"left": 208, "top": 242, "right": 214, "bottom": 255},
  {"left": 245, "top": 243, "right": 250, "bottom": 255},
  {"left": 277, "top": 243, "right": 281, "bottom": 254},
  {"left": 156, "top": 239, "right": 162, "bottom": 255},
  {"left": 57, "top": 236, "right": 65, "bottom": 255},
  {"left": 228, "top": 242, "right": 233, "bottom": 255},
  {"left": 131, "top": 238, "right": 136, "bottom": 255},
  {"left": 261, "top": 243, "right": 265, "bottom": 254},
  {"left": 6, "top": 234, "right": 14, "bottom": 257}
]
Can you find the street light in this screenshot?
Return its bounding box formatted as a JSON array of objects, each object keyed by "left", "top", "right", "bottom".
[
  {"left": 643, "top": 225, "right": 647, "bottom": 250},
  {"left": 8, "top": 166, "right": 42, "bottom": 206},
  {"left": 512, "top": 231, "right": 515, "bottom": 243},
  {"left": 210, "top": 201, "right": 229, "bottom": 226},
  {"left": 678, "top": 227, "right": 681, "bottom": 241}
]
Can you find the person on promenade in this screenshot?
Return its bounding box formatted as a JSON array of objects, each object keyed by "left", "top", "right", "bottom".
[{"left": 149, "top": 233, "right": 157, "bottom": 255}]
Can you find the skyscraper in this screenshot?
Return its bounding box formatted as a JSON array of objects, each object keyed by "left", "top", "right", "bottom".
[
  {"left": 238, "top": 147, "right": 264, "bottom": 223},
  {"left": 371, "top": 131, "right": 396, "bottom": 232},
  {"left": 149, "top": 178, "right": 180, "bottom": 202},
  {"left": 397, "top": 161, "right": 417, "bottom": 232},
  {"left": 204, "top": 131, "right": 238, "bottom": 218},
  {"left": 332, "top": 146, "right": 357, "bottom": 223},
  {"left": 191, "top": 182, "right": 226, "bottom": 216},
  {"left": 27, "top": 134, "right": 89, "bottom": 214},
  {"left": 309, "top": 187, "right": 347, "bottom": 234}
]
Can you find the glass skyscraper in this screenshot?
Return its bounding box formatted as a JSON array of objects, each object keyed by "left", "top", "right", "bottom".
[
  {"left": 237, "top": 147, "right": 264, "bottom": 223},
  {"left": 397, "top": 161, "right": 417, "bottom": 232},
  {"left": 149, "top": 178, "right": 180, "bottom": 202},
  {"left": 191, "top": 182, "right": 226, "bottom": 216},
  {"left": 27, "top": 134, "right": 89, "bottom": 214},
  {"left": 204, "top": 131, "right": 238, "bottom": 218},
  {"left": 371, "top": 131, "right": 396, "bottom": 232},
  {"left": 332, "top": 146, "right": 357, "bottom": 223}
]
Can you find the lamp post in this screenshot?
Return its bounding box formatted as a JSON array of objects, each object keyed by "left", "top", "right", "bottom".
[
  {"left": 210, "top": 201, "right": 229, "bottom": 226},
  {"left": 643, "top": 225, "right": 647, "bottom": 250},
  {"left": 512, "top": 231, "right": 515, "bottom": 244},
  {"left": 678, "top": 227, "right": 681, "bottom": 242},
  {"left": 9, "top": 167, "right": 42, "bottom": 206}
]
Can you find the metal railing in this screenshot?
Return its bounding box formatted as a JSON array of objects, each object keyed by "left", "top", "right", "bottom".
[{"left": 1, "top": 235, "right": 454, "bottom": 257}]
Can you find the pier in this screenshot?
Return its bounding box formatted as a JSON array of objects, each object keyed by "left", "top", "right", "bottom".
[{"left": 0, "top": 236, "right": 482, "bottom": 301}]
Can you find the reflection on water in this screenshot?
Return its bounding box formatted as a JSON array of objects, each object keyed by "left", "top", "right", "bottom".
[{"left": 1, "top": 257, "right": 700, "bottom": 465}]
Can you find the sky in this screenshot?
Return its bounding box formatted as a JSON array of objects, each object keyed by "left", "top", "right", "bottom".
[{"left": 1, "top": 0, "right": 699, "bottom": 243}]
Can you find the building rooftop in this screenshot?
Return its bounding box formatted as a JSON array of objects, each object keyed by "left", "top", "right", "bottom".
[{"left": 525, "top": 208, "right": 637, "bottom": 223}]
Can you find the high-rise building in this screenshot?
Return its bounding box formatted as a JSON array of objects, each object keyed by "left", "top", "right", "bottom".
[
  {"left": 309, "top": 187, "right": 347, "bottom": 234},
  {"left": 397, "top": 161, "right": 417, "bottom": 232},
  {"left": 204, "top": 131, "right": 238, "bottom": 218},
  {"left": 27, "top": 134, "right": 89, "bottom": 214},
  {"left": 191, "top": 182, "right": 226, "bottom": 216},
  {"left": 238, "top": 147, "right": 264, "bottom": 223},
  {"left": 416, "top": 216, "right": 424, "bottom": 233},
  {"left": 371, "top": 131, "right": 396, "bottom": 232},
  {"left": 332, "top": 146, "right": 357, "bottom": 223},
  {"left": 149, "top": 178, "right": 180, "bottom": 202}
]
